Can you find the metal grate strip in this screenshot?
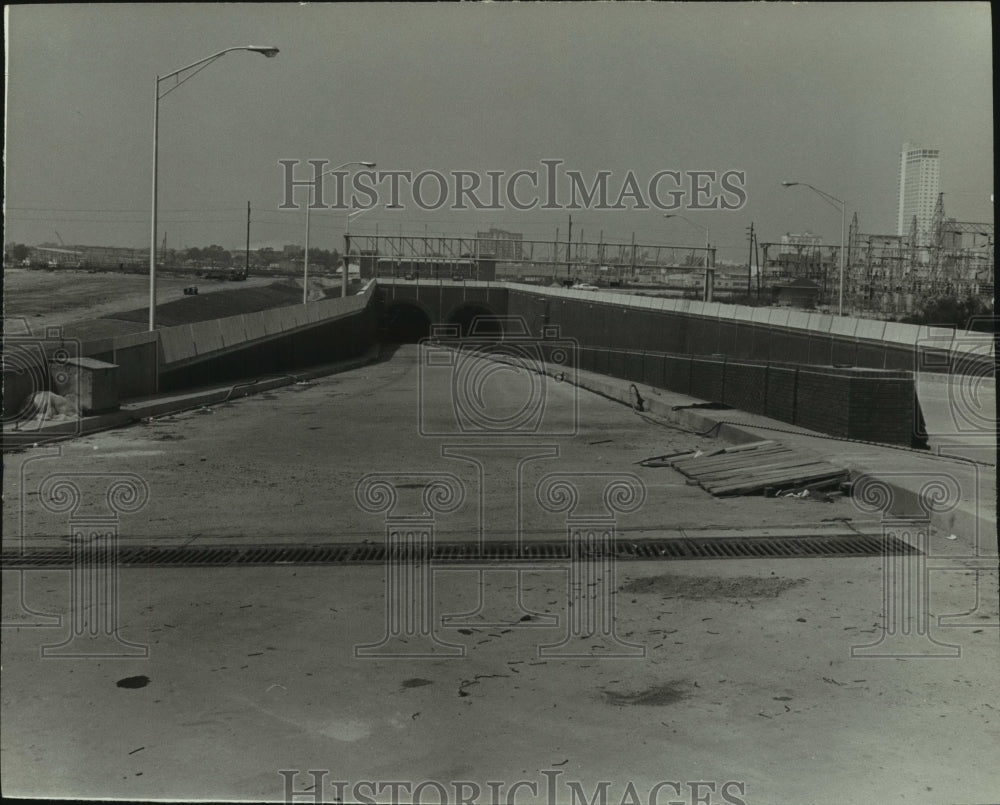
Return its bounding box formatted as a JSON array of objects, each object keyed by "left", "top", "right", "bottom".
[{"left": 2, "top": 534, "right": 916, "bottom": 568}]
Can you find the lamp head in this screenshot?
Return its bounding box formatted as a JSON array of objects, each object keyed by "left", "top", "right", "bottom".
[
  {"left": 249, "top": 47, "right": 280, "bottom": 57},
  {"left": 781, "top": 181, "right": 797, "bottom": 187},
  {"left": 361, "top": 161, "right": 376, "bottom": 168}
]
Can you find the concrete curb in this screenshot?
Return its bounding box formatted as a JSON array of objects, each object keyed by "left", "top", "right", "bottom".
[{"left": 2, "top": 346, "right": 381, "bottom": 449}]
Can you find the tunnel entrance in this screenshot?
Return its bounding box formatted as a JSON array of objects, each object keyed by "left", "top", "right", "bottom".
[
  {"left": 447, "top": 304, "right": 504, "bottom": 338},
  {"left": 380, "top": 303, "right": 432, "bottom": 343}
]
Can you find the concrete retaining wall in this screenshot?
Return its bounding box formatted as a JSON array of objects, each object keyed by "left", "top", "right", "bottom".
[
  {"left": 157, "top": 290, "right": 377, "bottom": 393},
  {"left": 504, "top": 284, "right": 994, "bottom": 378},
  {"left": 570, "top": 345, "right": 918, "bottom": 446},
  {"left": 59, "top": 285, "right": 380, "bottom": 401}
]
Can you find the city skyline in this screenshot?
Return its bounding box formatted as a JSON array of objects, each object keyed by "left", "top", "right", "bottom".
[{"left": 4, "top": 4, "right": 994, "bottom": 261}]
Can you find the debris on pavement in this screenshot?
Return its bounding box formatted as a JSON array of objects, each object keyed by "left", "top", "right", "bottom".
[{"left": 645, "top": 440, "right": 847, "bottom": 497}]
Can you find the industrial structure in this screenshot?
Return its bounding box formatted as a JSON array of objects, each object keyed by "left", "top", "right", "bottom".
[
  {"left": 348, "top": 234, "right": 715, "bottom": 288},
  {"left": 760, "top": 193, "right": 993, "bottom": 315}
]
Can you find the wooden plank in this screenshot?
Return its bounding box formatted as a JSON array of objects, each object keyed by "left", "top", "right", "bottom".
[
  {"left": 672, "top": 448, "right": 794, "bottom": 474},
  {"left": 692, "top": 458, "right": 831, "bottom": 483},
  {"left": 637, "top": 450, "right": 698, "bottom": 467},
  {"left": 698, "top": 464, "right": 836, "bottom": 489},
  {"left": 708, "top": 473, "right": 845, "bottom": 497},
  {"left": 708, "top": 468, "right": 847, "bottom": 496},
  {"left": 715, "top": 440, "right": 777, "bottom": 453},
  {"left": 671, "top": 446, "right": 791, "bottom": 470},
  {"left": 700, "top": 460, "right": 836, "bottom": 484}
]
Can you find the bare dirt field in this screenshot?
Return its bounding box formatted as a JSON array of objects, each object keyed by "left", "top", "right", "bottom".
[{"left": 3, "top": 268, "right": 345, "bottom": 337}]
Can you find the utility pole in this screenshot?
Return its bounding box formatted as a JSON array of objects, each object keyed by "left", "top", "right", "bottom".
[
  {"left": 746, "top": 222, "right": 754, "bottom": 295},
  {"left": 566, "top": 214, "right": 573, "bottom": 277},
  {"left": 344, "top": 231, "right": 351, "bottom": 293},
  {"left": 554, "top": 227, "right": 560, "bottom": 280},
  {"left": 245, "top": 201, "right": 251, "bottom": 278},
  {"left": 755, "top": 238, "right": 762, "bottom": 299},
  {"left": 630, "top": 232, "right": 636, "bottom": 280}
]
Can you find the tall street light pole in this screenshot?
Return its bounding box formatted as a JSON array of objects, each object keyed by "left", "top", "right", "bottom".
[
  {"left": 782, "top": 181, "right": 846, "bottom": 316},
  {"left": 664, "top": 214, "right": 714, "bottom": 300},
  {"left": 344, "top": 205, "right": 379, "bottom": 298},
  {"left": 303, "top": 161, "right": 375, "bottom": 304},
  {"left": 150, "top": 46, "right": 279, "bottom": 331}
]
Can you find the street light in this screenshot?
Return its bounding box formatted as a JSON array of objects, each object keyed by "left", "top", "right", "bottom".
[
  {"left": 150, "top": 46, "right": 279, "bottom": 331},
  {"left": 343, "top": 205, "right": 380, "bottom": 297},
  {"left": 663, "top": 213, "right": 712, "bottom": 265},
  {"left": 304, "top": 161, "right": 375, "bottom": 304},
  {"left": 781, "top": 181, "right": 846, "bottom": 316}
]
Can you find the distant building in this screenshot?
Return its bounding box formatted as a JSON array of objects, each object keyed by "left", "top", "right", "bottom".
[
  {"left": 27, "top": 244, "right": 145, "bottom": 268},
  {"left": 771, "top": 277, "right": 821, "bottom": 308},
  {"left": 476, "top": 228, "right": 523, "bottom": 260},
  {"left": 897, "top": 143, "right": 940, "bottom": 245}
]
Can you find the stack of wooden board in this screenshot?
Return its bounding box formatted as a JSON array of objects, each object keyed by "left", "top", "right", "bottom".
[{"left": 661, "top": 440, "right": 848, "bottom": 497}]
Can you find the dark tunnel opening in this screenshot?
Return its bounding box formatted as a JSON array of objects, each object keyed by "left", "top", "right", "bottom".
[
  {"left": 447, "top": 304, "right": 505, "bottom": 338},
  {"left": 379, "top": 303, "right": 433, "bottom": 343}
]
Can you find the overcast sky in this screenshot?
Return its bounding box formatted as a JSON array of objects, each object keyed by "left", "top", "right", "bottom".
[{"left": 4, "top": 2, "right": 993, "bottom": 261}]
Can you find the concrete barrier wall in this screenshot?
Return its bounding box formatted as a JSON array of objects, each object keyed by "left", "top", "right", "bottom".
[
  {"left": 65, "top": 288, "right": 379, "bottom": 401},
  {"left": 157, "top": 289, "right": 377, "bottom": 393},
  {"left": 568, "top": 345, "right": 917, "bottom": 445},
  {"left": 504, "top": 284, "right": 994, "bottom": 377}
]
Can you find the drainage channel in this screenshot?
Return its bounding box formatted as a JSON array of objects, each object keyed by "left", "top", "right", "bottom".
[{"left": 2, "top": 533, "right": 916, "bottom": 568}]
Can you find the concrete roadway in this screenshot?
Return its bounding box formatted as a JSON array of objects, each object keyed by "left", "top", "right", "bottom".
[
  {"left": 4, "top": 344, "right": 878, "bottom": 547},
  {"left": 2, "top": 345, "right": 998, "bottom": 804}
]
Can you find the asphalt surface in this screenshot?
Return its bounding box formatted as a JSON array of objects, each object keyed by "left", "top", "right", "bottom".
[
  {"left": 4, "top": 344, "right": 878, "bottom": 548},
  {"left": 2, "top": 345, "right": 998, "bottom": 804}
]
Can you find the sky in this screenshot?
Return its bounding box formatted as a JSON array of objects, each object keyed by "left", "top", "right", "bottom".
[{"left": 3, "top": 2, "right": 994, "bottom": 263}]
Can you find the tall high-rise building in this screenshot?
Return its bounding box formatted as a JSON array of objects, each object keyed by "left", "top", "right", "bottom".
[{"left": 896, "top": 142, "right": 940, "bottom": 245}]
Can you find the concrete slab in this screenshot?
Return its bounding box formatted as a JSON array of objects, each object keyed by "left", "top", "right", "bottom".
[
  {"left": 189, "top": 319, "right": 224, "bottom": 357},
  {"left": 157, "top": 325, "right": 196, "bottom": 365},
  {"left": 729, "top": 305, "right": 755, "bottom": 322},
  {"left": 767, "top": 309, "right": 790, "bottom": 327},
  {"left": 829, "top": 316, "right": 859, "bottom": 338},
  {"left": 806, "top": 312, "right": 833, "bottom": 333},
  {"left": 260, "top": 308, "right": 286, "bottom": 337},
  {"left": 242, "top": 312, "right": 267, "bottom": 342},
  {"left": 785, "top": 310, "right": 811, "bottom": 330},
  {"left": 305, "top": 299, "right": 332, "bottom": 323},
  {"left": 855, "top": 319, "right": 887, "bottom": 342},
  {"left": 218, "top": 314, "right": 248, "bottom": 349},
  {"left": 700, "top": 302, "right": 721, "bottom": 319},
  {"left": 751, "top": 307, "right": 772, "bottom": 324},
  {"left": 286, "top": 305, "right": 312, "bottom": 330},
  {"left": 882, "top": 321, "right": 920, "bottom": 345}
]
